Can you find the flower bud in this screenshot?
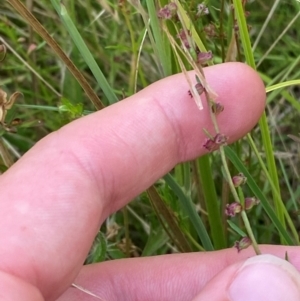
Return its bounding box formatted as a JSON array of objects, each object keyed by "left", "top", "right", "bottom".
[
  {"left": 203, "top": 133, "right": 228, "bottom": 152},
  {"left": 225, "top": 202, "right": 242, "bottom": 217},
  {"left": 203, "top": 137, "right": 216, "bottom": 151},
  {"left": 232, "top": 173, "right": 247, "bottom": 187},
  {"left": 197, "top": 50, "right": 213, "bottom": 64},
  {"left": 234, "top": 237, "right": 252, "bottom": 252},
  {"left": 177, "top": 29, "right": 191, "bottom": 49},
  {"left": 245, "top": 197, "right": 260, "bottom": 211},
  {"left": 157, "top": 3, "right": 177, "bottom": 19},
  {"left": 211, "top": 102, "right": 224, "bottom": 115},
  {"left": 197, "top": 3, "right": 209, "bottom": 16},
  {"left": 195, "top": 82, "right": 205, "bottom": 95},
  {"left": 214, "top": 133, "right": 228, "bottom": 145}
]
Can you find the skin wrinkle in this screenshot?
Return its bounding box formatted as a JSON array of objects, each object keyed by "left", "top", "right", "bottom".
[
  {"left": 151, "top": 94, "right": 183, "bottom": 163},
  {"left": 97, "top": 119, "right": 148, "bottom": 214},
  {"left": 49, "top": 135, "right": 105, "bottom": 231},
  {"left": 103, "top": 126, "right": 140, "bottom": 207},
  {"left": 54, "top": 129, "right": 106, "bottom": 213}
]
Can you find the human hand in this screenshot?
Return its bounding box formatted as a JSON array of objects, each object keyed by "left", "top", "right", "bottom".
[{"left": 1, "top": 62, "right": 299, "bottom": 301}]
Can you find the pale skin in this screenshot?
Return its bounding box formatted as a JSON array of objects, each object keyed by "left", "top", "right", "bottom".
[{"left": 1, "top": 62, "right": 300, "bottom": 301}]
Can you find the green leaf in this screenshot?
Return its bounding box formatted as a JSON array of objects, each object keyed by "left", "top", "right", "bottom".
[
  {"left": 227, "top": 220, "right": 247, "bottom": 237},
  {"left": 197, "top": 156, "right": 226, "bottom": 250},
  {"left": 58, "top": 97, "right": 83, "bottom": 119},
  {"left": 147, "top": 185, "right": 192, "bottom": 252},
  {"left": 86, "top": 232, "right": 107, "bottom": 263},
  {"left": 164, "top": 173, "right": 214, "bottom": 251},
  {"left": 142, "top": 229, "right": 169, "bottom": 256}
]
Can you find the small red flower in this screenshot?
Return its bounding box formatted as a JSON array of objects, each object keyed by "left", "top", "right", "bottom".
[
  {"left": 214, "top": 133, "right": 228, "bottom": 145},
  {"left": 203, "top": 138, "right": 217, "bottom": 151},
  {"left": 232, "top": 173, "right": 247, "bottom": 187},
  {"left": 189, "top": 75, "right": 206, "bottom": 98},
  {"left": 225, "top": 202, "right": 242, "bottom": 217},
  {"left": 177, "top": 29, "right": 191, "bottom": 49},
  {"left": 203, "top": 133, "right": 228, "bottom": 152},
  {"left": 211, "top": 102, "right": 224, "bottom": 115},
  {"left": 197, "top": 3, "right": 209, "bottom": 16},
  {"left": 197, "top": 50, "right": 213, "bottom": 64},
  {"left": 157, "top": 3, "right": 177, "bottom": 19},
  {"left": 195, "top": 82, "right": 205, "bottom": 95},
  {"left": 245, "top": 197, "right": 260, "bottom": 211},
  {"left": 234, "top": 237, "right": 252, "bottom": 252}
]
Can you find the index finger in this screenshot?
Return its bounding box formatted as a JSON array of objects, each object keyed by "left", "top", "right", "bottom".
[{"left": 0, "top": 62, "right": 265, "bottom": 300}]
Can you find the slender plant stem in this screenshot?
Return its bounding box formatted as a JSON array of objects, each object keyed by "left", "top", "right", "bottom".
[
  {"left": 219, "top": 146, "right": 261, "bottom": 254},
  {"left": 120, "top": 4, "right": 138, "bottom": 95},
  {"left": 241, "top": 211, "right": 261, "bottom": 254},
  {"left": 219, "top": 0, "right": 226, "bottom": 62}
]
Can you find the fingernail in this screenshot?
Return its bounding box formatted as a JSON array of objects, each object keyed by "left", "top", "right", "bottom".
[{"left": 228, "top": 254, "right": 300, "bottom": 301}]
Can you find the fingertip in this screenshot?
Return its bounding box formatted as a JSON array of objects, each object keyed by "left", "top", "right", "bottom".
[
  {"left": 192, "top": 254, "right": 300, "bottom": 301},
  {"left": 228, "top": 255, "right": 300, "bottom": 301},
  {"left": 204, "top": 62, "right": 266, "bottom": 143},
  {"left": 145, "top": 62, "right": 266, "bottom": 161}
]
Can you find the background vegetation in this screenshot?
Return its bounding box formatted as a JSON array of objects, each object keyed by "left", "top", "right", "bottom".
[{"left": 0, "top": 0, "right": 300, "bottom": 262}]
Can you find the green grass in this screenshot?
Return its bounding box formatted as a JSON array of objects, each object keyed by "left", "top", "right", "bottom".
[{"left": 1, "top": 0, "right": 300, "bottom": 261}]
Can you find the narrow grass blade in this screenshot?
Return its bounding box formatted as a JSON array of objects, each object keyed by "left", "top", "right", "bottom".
[
  {"left": 0, "top": 37, "right": 61, "bottom": 97},
  {"left": 8, "top": 0, "right": 104, "bottom": 110},
  {"left": 147, "top": 185, "right": 192, "bottom": 252},
  {"left": 233, "top": 0, "right": 286, "bottom": 242},
  {"left": 232, "top": 0, "right": 255, "bottom": 67},
  {"left": 252, "top": 0, "right": 280, "bottom": 51},
  {"left": 225, "top": 146, "right": 295, "bottom": 245},
  {"left": 278, "top": 158, "right": 298, "bottom": 212},
  {"left": 0, "top": 138, "right": 14, "bottom": 167},
  {"left": 164, "top": 173, "right": 214, "bottom": 251},
  {"left": 145, "top": 0, "right": 172, "bottom": 76},
  {"left": 141, "top": 229, "right": 169, "bottom": 256},
  {"left": 197, "top": 155, "right": 226, "bottom": 249},
  {"left": 246, "top": 135, "right": 299, "bottom": 244},
  {"left": 50, "top": 0, "right": 118, "bottom": 105},
  {"left": 266, "top": 80, "right": 300, "bottom": 93},
  {"left": 175, "top": 1, "right": 208, "bottom": 53},
  {"left": 257, "top": 11, "right": 300, "bottom": 67},
  {"left": 227, "top": 220, "right": 247, "bottom": 237},
  {"left": 260, "top": 73, "right": 300, "bottom": 111}
]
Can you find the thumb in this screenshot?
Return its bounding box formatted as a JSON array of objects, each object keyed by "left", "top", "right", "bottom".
[{"left": 192, "top": 254, "right": 300, "bottom": 301}]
